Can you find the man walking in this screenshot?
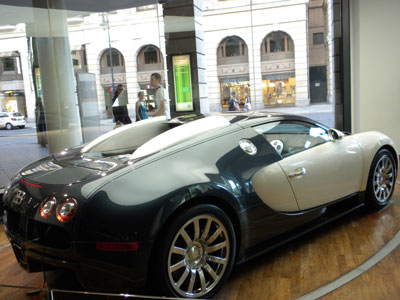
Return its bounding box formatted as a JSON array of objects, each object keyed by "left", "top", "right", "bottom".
[{"left": 150, "top": 73, "right": 170, "bottom": 119}]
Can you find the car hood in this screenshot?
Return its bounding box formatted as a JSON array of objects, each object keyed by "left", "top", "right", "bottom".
[{"left": 19, "top": 147, "right": 129, "bottom": 185}]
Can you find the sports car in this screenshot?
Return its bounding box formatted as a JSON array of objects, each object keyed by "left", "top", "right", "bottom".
[{"left": 2, "top": 112, "right": 398, "bottom": 298}]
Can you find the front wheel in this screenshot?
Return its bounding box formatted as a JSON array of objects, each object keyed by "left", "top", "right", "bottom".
[
  {"left": 366, "top": 149, "right": 397, "bottom": 209},
  {"left": 154, "top": 204, "right": 236, "bottom": 299}
]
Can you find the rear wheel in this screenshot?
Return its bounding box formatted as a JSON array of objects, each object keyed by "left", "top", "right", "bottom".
[
  {"left": 5, "top": 123, "right": 12, "bottom": 130},
  {"left": 18, "top": 125, "right": 25, "bottom": 129},
  {"left": 366, "top": 149, "right": 397, "bottom": 209},
  {"left": 154, "top": 204, "right": 236, "bottom": 298}
]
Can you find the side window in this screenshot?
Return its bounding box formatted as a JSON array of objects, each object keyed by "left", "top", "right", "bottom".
[{"left": 254, "top": 121, "right": 330, "bottom": 157}]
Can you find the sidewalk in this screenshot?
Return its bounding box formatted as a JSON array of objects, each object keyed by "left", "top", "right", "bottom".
[{"left": 25, "top": 118, "right": 116, "bottom": 134}]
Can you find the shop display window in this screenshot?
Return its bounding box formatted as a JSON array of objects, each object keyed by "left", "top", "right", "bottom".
[
  {"left": 220, "top": 80, "right": 251, "bottom": 109},
  {"left": 262, "top": 75, "right": 296, "bottom": 106}
]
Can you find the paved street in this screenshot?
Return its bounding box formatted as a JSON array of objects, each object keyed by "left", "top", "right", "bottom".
[
  {"left": 0, "top": 104, "right": 334, "bottom": 188},
  {"left": 0, "top": 127, "right": 48, "bottom": 189},
  {"left": 0, "top": 120, "right": 115, "bottom": 189}
]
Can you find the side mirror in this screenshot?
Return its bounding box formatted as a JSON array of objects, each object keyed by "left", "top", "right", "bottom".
[{"left": 328, "top": 128, "right": 344, "bottom": 140}]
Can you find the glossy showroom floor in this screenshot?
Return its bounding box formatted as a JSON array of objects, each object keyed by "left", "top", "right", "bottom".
[{"left": 1, "top": 177, "right": 400, "bottom": 299}]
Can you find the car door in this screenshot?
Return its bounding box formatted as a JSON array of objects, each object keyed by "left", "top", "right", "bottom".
[{"left": 254, "top": 120, "right": 363, "bottom": 211}]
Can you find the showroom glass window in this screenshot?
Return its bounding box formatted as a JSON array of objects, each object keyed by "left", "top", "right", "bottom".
[
  {"left": 254, "top": 121, "right": 330, "bottom": 157},
  {"left": 0, "top": 0, "right": 342, "bottom": 193}
]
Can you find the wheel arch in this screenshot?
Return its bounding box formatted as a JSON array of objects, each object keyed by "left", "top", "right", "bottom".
[
  {"left": 362, "top": 145, "right": 398, "bottom": 192},
  {"left": 351, "top": 132, "right": 398, "bottom": 191},
  {"left": 380, "top": 144, "right": 398, "bottom": 171}
]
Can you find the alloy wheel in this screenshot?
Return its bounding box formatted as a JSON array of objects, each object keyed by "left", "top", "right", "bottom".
[
  {"left": 373, "top": 155, "right": 395, "bottom": 203},
  {"left": 167, "top": 215, "right": 230, "bottom": 298}
]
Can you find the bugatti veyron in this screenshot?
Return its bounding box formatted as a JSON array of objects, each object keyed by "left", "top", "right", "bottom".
[{"left": 2, "top": 112, "right": 398, "bottom": 298}]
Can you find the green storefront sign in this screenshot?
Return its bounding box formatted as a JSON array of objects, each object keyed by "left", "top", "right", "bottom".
[{"left": 173, "top": 55, "right": 193, "bottom": 112}]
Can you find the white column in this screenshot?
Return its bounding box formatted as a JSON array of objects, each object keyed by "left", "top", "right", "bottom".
[{"left": 29, "top": 2, "right": 82, "bottom": 153}]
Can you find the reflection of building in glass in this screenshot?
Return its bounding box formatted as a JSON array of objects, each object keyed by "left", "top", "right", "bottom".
[
  {"left": 309, "top": 0, "right": 329, "bottom": 104},
  {"left": 99, "top": 48, "right": 126, "bottom": 118},
  {"left": 261, "top": 31, "right": 296, "bottom": 107},
  {"left": 220, "top": 80, "right": 251, "bottom": 110},
  {"left": 0, "top": 0, "right": 332, "bottom": 120},
  {"left": 136, "top": 45, "right": 164, "bottom": 112},
  {"left": 217, "top": 36, "right": 250, "bottom": 109},
  {"left": 262, "top": 75, "right": 296, "bottom": 106},
  {"left": 0, "top": 52, "right": 26, "bottom": 115}
]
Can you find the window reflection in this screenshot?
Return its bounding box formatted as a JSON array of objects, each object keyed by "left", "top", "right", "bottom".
[{"left": 0, "top": 0, "right": 338, "bottom": 189}]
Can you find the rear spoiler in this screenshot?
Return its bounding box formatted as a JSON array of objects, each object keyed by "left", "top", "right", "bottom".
[{"left": 167, "top": 113, "right": 205, "bottom": 128}]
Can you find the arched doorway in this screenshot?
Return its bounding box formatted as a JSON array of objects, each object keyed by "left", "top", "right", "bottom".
[
  {"left": 261, "top": 31, "right": 296, "bottom": 107},
  {"left": 217, "top": 36, "right": 250, "bottom": 110},
  {"left": 99, "top": 48, "right": 127, "bottom": 118}
]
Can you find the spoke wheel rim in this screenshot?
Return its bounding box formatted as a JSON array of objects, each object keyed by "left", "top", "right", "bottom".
[
  {"left": 167, "top": 215, "right": 230, "bottom": 298},
  {"left": 373, "top": 155, "right": 395, "bottom": 203}
]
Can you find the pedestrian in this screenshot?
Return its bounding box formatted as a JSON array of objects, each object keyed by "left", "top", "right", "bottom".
[
  {"left": 112, "top": 84, "right": 132, "bottom": 128},
  {"left": 228, "top": 91, "right": 240, "bottom": 111},
  {"left": 150, "top": 72, "right": 170, "bottom": 119},
  {"left": 244, "top": 92, "right": 252, "bottom": 111},
  {"left": 135, "top": 91, "right": 148, "bottom": 121},
  {"left": 35, "top": 97, "right": 47, "bottom": 147}
]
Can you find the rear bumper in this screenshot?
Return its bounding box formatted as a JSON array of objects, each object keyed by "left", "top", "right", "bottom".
[
  {"left": 4, "top": 224, "right": 148, "bottom": 292},
  {"left": 5, "top": 224, "right": 78, "bottom": 272}
]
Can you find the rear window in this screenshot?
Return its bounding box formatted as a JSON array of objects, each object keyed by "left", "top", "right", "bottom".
[{"left": 12, "top": 112, "right": 23, "bottom": 117}]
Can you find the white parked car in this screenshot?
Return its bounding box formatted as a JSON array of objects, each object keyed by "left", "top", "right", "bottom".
[{"left": 0, "top": 112, "right": 26, "bottom": 130}]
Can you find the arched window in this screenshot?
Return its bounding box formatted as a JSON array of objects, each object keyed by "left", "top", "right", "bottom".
[
  {"left": 100, "top": 48, "right": 125, "bottom": 68},
  {"left": 262, "top": 31, "right": 294, "bottom": 54},
  {"left": 144, "top": 46, "right": 158, "bottom": 64},
  {"left": 218, "top": 36, "right": 248, "bottom": 58},
  {"left": 138, "top": 45, "right": 161, "bottom": 66},
  {"left": 1, "top": 57, "right": 15, "bottom": 72}
]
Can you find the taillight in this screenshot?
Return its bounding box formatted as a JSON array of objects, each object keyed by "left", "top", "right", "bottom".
[
  {"left": 40, "top": 197, "right": 56, "bottom": 219},
  {"left": 11, "top": 118, "right": 16, "bottom": 121},
  {"left": 56, "top": 198, "right": 78, "bottom": 223}
]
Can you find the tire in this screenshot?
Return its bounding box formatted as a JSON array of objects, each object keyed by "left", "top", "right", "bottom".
[
  {"left": 5, "top": 123, "right": 12, "bottom": 130},
  {"left": 366, "top": 149, "right": 397, "bottom": 209},
  {"left": 18, "top": 125, "right": 25, "bottom": 129},
  {"left": 153, "top": 204, "right": 236, "bottom": 299}
]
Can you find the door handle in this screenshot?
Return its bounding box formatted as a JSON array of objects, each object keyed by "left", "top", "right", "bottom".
[{"left": 288, "top": 167, "right": 306, "bottom": 178}]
